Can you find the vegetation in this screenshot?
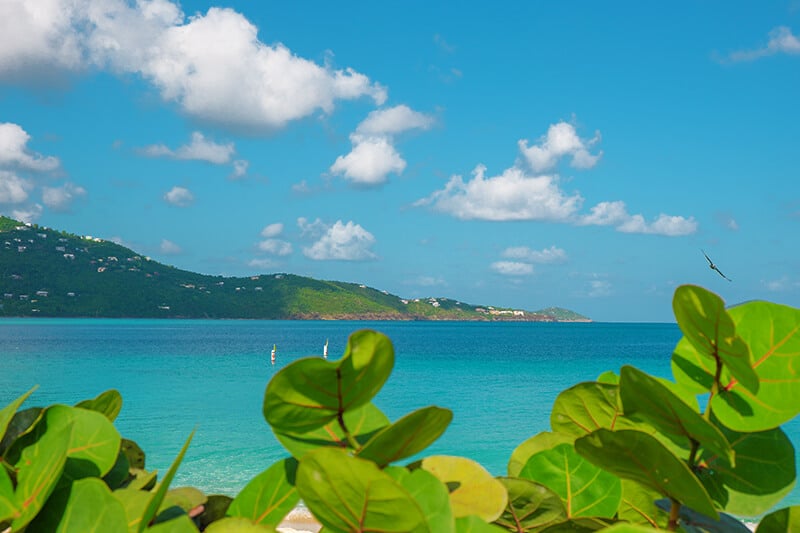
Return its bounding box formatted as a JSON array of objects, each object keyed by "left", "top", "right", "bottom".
[
  {"left": 0, "top": 284, "right": 798, "bottom": 531},
  {"left": 0, "top": 216, "right": 588, "bottom": 321}
]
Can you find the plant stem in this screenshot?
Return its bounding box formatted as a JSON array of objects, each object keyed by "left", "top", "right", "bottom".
[
  {"left": 335, "top": 367, "right": 362, "bottom": 450},
  {"left": 667, "top": 498, "right": 681, "bottom": 531}
]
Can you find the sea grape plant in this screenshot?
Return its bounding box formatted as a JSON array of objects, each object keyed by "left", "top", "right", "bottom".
[{"left": 1, "top": 284, "right": 799, "bottom": 532}]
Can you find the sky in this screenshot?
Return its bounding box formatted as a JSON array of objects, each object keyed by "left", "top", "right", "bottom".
[{"left": 1, "top": 1, "right": 799, "bottom": 322}]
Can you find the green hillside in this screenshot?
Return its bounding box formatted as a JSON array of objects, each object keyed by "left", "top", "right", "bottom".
[{"left": 0, "top": 216, "right": 590, "bottom": 321}]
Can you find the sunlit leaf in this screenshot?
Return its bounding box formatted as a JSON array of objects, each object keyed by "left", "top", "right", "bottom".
[
  {"left": 617, "top": 480, "right": 669, "bottom": 529},
  {"left": 227, "top": 458, "right": 299, "bottom": 527},
  {"left": 494, "top": 476, "right": 566, "bottom": 531},
  {"left": 537, "top": 516, "right": 616, "bottom": 532},
  {"left": 75, "top": 389, "right": 123, "bottom": 422},
  {"left": 550, "top": 382, "right": 630, "bottom": 439},
  {"left": 358, "top": 406, "right": 452, "bottom": 467},
  {"left": 114, "top": 487, "right": 152, "bottom": 533},
  {"left": 453, "top": 515, "right": 507, "bottom": 532},
  {"left": 387, "top": 466, "right": 455, "bottom": 533},
  {"left": 756, "top": 505, "right": 800, "bottom": 533},
  {"left": 575, "top": 429, "right": 718, "bottom": 520},
  {"left": 508, "top": 432, "right": 572, "bottom": 477},
  {"left": 29, "top": 478, "right": 128, "bottom": 532},
  {"left": 0, "top": 386, "right": 36, "bottom": 443},
  {"left": 205, "top": 516, "right": 278, "bottom": 532},
  {"left": 47, "top": 405, "right": 122, "bottom": 480},
  {"left": 519, "top": 443, "right": 620, "bottom": 519},
  {"left": 139, "top": 430, "right": 194, "bottom": 533}
]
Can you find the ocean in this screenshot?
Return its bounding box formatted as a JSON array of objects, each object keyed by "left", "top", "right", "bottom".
[{"left": 1, "top": 318, "right": 798, "bottom": 512}]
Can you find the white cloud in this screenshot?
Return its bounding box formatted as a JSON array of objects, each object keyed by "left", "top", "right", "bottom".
[
  {"left": 0, "top": 2, "right": 386, "bottom": 130},
  {"left": 258, "top": 239, "right": 292, "bottom": 256},
  {"left": 0, "top": 171, "right": 32, "bottom": 203},
  {"left": 405, "top": 275, "right": 447, "bottom": 287},
  {"left": 729, "top": 26, "right": 800, "bottom": 62},
  {"left": 330, "top": 136, "right": 406, "bottom": 185},
  {"left": 330, "top": 105, "right": 434, "bottom": 186},
  {"left": 163, "top": 186, "right": 194, "bottom": 207},
  {"left": 0, "top": 123, "right": 60, "bottom": 171},
  {"left": 141, "top": 132, "right": 234, "bottom": 164},
  {"left": 415, "top": 164, "right": 582, "bottom": 221},
  {"left": 762, "top": 276, "right": 800, "bottom": 292},
  {"left": 160, "top": 238, "right": 182, "bottom": 255},
  {"left": 299, "top": 218, "right": 377, "bottom": 261},
  {"left": 230, "top": 159, "right": 249, "bottom": 179},
  {"left": 518, "top": 121, "right": 601, "bottom": 172},
  {"left": 42, "top": 182, "right": 86, "bottom": 211},
  {"left": 491, "top": 261, "right": 535, "bottom": 276},
  {"left": 261, "top": 223, "right": 284, "bottom": 238},
  {"left": 616, "top": 213, "right": 698, "bottom": 236},
  {"left": 502, "top": 245, "right": 567, "bottom": 264},
  {"left": 248, "top": 258, "right": 278, "bottom": 270},
  {"left": 580, "top": 201, "right": 630, "bottom": 226},
  {"left": 588, "top": 279, "right": 612, "bottom": 298},
  {"left": 11, "top": 203, "right": 43, "bottom": 223}
]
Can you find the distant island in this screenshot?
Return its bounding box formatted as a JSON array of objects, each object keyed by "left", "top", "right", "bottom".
[{"left": 0, "top": 216, "right": 590, "bottom": 322}]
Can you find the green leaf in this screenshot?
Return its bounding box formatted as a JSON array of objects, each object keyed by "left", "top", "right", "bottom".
[
  {"left": 712, "top": 301, "right": 800, "bottom": 431},
  {"left": 122, "top": 438, "right": 146, "bottom": 469},
  {"left": 698, "top": 420, "right": 796, "bottom": 516},
  {"left": 653, "top": 499, "right": 751, "bottom": 532},
  {"left": 139, "top": 430, "right": 194, "bottom": 533},
  {"left": 508, "top": 432, "right": 573, "bottom": 477},
  {"left": 420, "top": 455, "right": 507, "bottom": 523},
  {"left": 296, "top": 447, "right": 428, "bottom": 532},
  {"left": 160, "top": 487, "right": 206, "bottom": 516},
  {"left": 619, "top": 365, "right": 733, "bottom": 465},
  {"left": 494, "top": 477, "right": 566, "bottom": 531},
  {"left": 537, "top": 516, "right": 616, "bottom": 532},
  {"left": 46, "top": 404, "right": 122, "bottom": 480},
  {"left": 114, "top": 488, "right": 152, "bottom": 533},
  {"left": 145, "top": 513, "right": 200, "bottom": 532},
  {"left": 596, "top": 371, "right": 619, "bottom": 385},
  {"left": 550, "top": 381, "right": 641, "bottom": 439},
  {"left": 205, "top": 516, "right": 278, "bottom": 532},
  {"left": 75, "top": 389, "right": 123, "bottom": 422},
  {"left": 29, "top": 478, "right": 129, "bottom": 532},
  {"left": 264, "top": 330, "right": 394, "bottom": 434},
  {"left": 616, "top": 480, "right": 668, "bottom": 528},
  {"left": 386, "top": 466, "right": 455, "bottom": 533},
  {"left": 672, "top": 284, "right": 758, "bottom": 394},
  {"left": 589, "top": 524, "right": 657, "bottom": 533},
  {"left": 227, "top": 458, "right": 299, "bottom": 526},
  {"left": 274, "top": 402, "right": 389, "bottom": 458},
  {"left": 358, "top": 406, "right": 452, "bottom": 467},
  {"left": 104, "top": 448, "right": 132, "bottom": 490},
  {"left": 11, "top": 424, "right": 71, "bottom": 530},
  {"left": 193, "top": 494, "right": 233, "bottom": 531},
  {"left": 453, "top": 515, "right": 507, "bottom": 532},
  {"left": 756, "top": 505, "right": 800, "bottom": 533},
  {"left": 518, "top": 443, "right": 621, "bottom": 519},
  {"left": 574, "top": 429, "right": 718, "bottom": 520},
  {"left": 0, "top": 406, "right": 43, "bottom": 458},
  {"left": 0, "top": 465, "right": 16, "bottom": 523},
  {"left": 0, "top": 386, "right": 36, "bottom": 442}
]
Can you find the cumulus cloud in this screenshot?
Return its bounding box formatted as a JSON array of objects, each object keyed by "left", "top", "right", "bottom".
[
  {"left": 0, "top": 171, "right": 32, "bottom": 204},
  {"left": 230, "top": 159, "right": 249, "bottom": 179},
  {"left": 330, "top": 105, "right": 434, "bottom": 186},
  {"left": 729, "top": 26, "right": 800, "bottom": 62},
  {"left": 491, "top": 261, "right": 535, "bottom": 276},
  {"left": 42, "top": 182, "right": 86, "bottom": 211},
  {"left": 163, "top": 186, "right": 194, "bottom": 207},
  {"left": 518, "top": 121, "right": 601, "bottom": 172},
  {"left": 141, "top": 132, "right": 235, "bottom": 164},
  {"left": 298, "top": 218, "right": 377, "bottom": 261},
  {"left": 12, "top": 203, "right": 43, "bottom": 223},
  {"left": 261, "top": 223, "right": 284, "bottom": 238},
  {"left": 0, "top": 123, "right": 60, "bottom": 171},
  {"left": 415, "top": 164, "right": 582, "bottom": 221},
  {"left": 502, "top": 245, "right": 567, "bottom": 264},
  {"left": 417, "top": 121, "right": 697, "bottom": 237},
  {"left": 0, "top": 1, "right": 386, "bottom": 130},
  {"left": 258, "top": 239, "right": 292, "bottom": 256},
  {"left": 160, "top": 238, "right": 182, "bottom": 255}
]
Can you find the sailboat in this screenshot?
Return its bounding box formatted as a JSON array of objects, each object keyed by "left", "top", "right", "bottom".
[
  {"left": 323, "top": 339, "right": 329, "bottom": 359},
  {"left": 271, "top": 344, "right": 276, "bottom": 365}
]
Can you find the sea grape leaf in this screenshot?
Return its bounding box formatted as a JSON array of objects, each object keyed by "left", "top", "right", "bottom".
[
  {"left": 296, "top": 447, "right": 428, "bottom": 532},
  {"left": 617, "top": 479, "right": 669, "bottom": 529},
  {"left": 574, "top": 429, "right": 718, "bottom": 520},
  {"left": 710, "top": 301, "right": 800, "bottom": 432},
  {"left": 420, "top": 455, "right": 507, "bottom": 523},
  {"left": 619, "top": 365, "right": 733, "bottom": 465},
  {"left": 138, "top": 430, "right": 194, "bottom": 533},
  {"left": 537, "top": 517, "right": 616, "bottom": 532},
  {"left": 274, "top": 402, "right": 389, "bottom": 458},
  {"left": 653, "top": 499, "right": 751, "bottom": 532},
  {"left": 114, "top": 487, "right": 152, "bottom": 533},
  {"left": 104, "top": 448, "right": 131, "bottom": 490},
  {"left": 146, "top": 514, "right": 200, "bottom": 532},
  {"left": 193, "top": 494, "right": 233, "bottom": 531},
  {"left": 672, "top": 284, "right": 758, "bottom": 394},
  {"left": 122, "top": 438, "right": 146, "bottom": 469},
  {"left": 45, "top": 404, "right": 122, "bottom": 480},
  {"left": 0, "top": 465, "right": 16, "bottom": 523},
  {"left": 0, "top": 386, "right": 35, "bottom": 443},
  {"left": 596, "top": 371, "right": 619, "bottom": 384},
  {"left": 756, "top": 505, "right": 800, "bottom": 533},
  {"left": 0, "top": 407, "right": 43, "bottom": 458},
  {"left": 358, "top": 406, "right": 452, "bottom": 467},
  {"left": 205, "top": 516, "right": 278, "bottom": 532},
  {"left": 550, "top": 381, "right": 646, "bottom": 439},
  {"left": 590, "top": 524, "right": 659, "bottom": 533},
  {"left": 29, "top": 477, "right": 128, "bottom": 532},
  {"left": 128, "top": 469, "right": 158, "bottom": 491},
  {"left": 453, "top": 515, "right": 507, "bottom": 532},
  {"left": 508, "top": 431, "right": 573, "bottom": 477},
  {"left": 518, "top": 443, "right": 621, "bottom": 519},
  {"left": 11, "top": 424, "right": 71, "bottom": 530},
  {"left": 227, "top": 458, "right": 299, "bottom": 527},
  {"left": 494, "top": 476, "right": 566, "bottom": 531},
  {"left": 264, "top": 330, "right": 394, "bottom": 434},
  {"left": 75, "top": 389, "right": 123, "bottom": 422},
  {"left": 698, "top": 418, "right": 796, "bottom": 516},
  {"left": 160, "top": 487, "right": 206, "bottom": 516},
  {"left": 387, "top": 466, "right": 455, "bottom": 533}
]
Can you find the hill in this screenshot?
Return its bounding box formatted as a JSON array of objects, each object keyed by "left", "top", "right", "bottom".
[{"left": 0, "top": 216, "right": 590, "bottom": 321}]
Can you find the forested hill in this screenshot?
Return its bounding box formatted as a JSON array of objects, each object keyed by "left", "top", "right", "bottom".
[{"left": 0, "top": 216, "right": 590, "bottom": 321}]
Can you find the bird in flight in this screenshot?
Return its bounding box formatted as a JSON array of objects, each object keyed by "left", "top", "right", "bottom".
[{"left": 702, "top": 249, "right": 732, "bottom": 281}]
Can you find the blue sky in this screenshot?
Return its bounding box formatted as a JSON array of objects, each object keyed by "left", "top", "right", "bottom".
[{"left": 1, "top": 1, "right": 799, "bottom": 322}]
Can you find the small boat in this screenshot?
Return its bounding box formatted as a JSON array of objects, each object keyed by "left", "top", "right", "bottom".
[
  {"left": 271, "top": 344, "right": 276, "bottom": 364},
  {"left": 323, "top": 339, "right": 329, "bottom": 359}
]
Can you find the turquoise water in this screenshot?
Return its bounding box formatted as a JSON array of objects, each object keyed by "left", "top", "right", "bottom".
[{"left": 1, "top": 318, "right": 798, "bottom": 510}]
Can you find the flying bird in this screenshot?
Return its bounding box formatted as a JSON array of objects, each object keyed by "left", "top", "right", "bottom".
[{"left": 702, "top": 249, "right": 732, "bottom": 281}]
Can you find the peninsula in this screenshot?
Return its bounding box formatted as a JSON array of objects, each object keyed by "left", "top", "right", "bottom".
[{"left": 0, "top": 216, "right": 590, "bottom": 322}]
